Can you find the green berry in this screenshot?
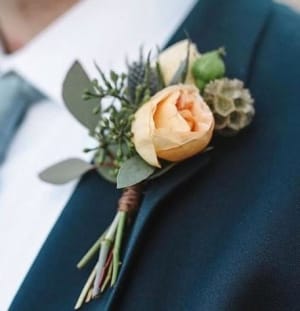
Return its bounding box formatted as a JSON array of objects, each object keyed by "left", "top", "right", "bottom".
[{"left": 192, "top": 48, "right": 225, "bottom": 83}]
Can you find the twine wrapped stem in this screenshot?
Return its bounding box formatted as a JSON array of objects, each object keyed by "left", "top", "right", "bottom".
[{"left": 74, "top": 184, "right": 143, "bottom": 309}]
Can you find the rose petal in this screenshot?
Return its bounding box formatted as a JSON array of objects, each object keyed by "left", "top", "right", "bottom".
[
  {"left": 153, "top": 121, "right": 214, "bottom": 162},
  {"left": 154, "top": 90, "right": 190, "bottom": 132},
  {"left": 132, "top": 86, "right": 189, "bottom": 168},
  {"left": 131, "top": 84, "right": 214, "bottom": 166},
  {"left": 131, "top": 99, "right": 161, "bottom": 168}
]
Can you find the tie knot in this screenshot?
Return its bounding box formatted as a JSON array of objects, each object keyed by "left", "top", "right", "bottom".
[
  {"left": 0, "top": 71, "right": 45, "bottom": 164},
  {"left": 0, "top": 71, "right": 43, "bottom": 102}
]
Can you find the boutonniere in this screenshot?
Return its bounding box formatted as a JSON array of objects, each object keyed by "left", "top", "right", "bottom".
[{"left": 40, "top": 39, "right": 255, "bottom": 309}]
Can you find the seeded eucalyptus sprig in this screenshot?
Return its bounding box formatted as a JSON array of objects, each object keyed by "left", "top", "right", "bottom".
[{"left": 83, "top": 66, "right": 136, "bottom": 176}]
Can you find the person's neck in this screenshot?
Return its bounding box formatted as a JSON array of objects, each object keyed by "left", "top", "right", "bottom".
[{"left": 0, "top": 0, "right": 79, "bottom": 53}]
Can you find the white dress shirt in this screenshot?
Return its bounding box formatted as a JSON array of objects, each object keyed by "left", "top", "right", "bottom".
[{"left": 0, "top": 0, "right": 197, "bottom": 309}]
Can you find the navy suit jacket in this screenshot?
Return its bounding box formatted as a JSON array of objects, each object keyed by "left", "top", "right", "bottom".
[{"left": 10, "top": 0, "right": 300, "bottom": 310}]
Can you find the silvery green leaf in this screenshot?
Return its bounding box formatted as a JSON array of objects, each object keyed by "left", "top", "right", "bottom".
[
  {"left": 149, "top": 162, "right": 177, "bottom": 180},
  {"left": 117, "top": 155, "right": 155, "bottom": 189},
  {"left": 97, "top": 165, "right": 117, "bottom": 184},
  {"left": 63, "top": 61, "right": 100, "bottom": 132},
  {"left": 39, "top": 158, "right": 94, "bottom": 184}
]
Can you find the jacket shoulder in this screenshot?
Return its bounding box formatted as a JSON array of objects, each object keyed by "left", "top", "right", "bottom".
[{"left": 249, "top": 2, "right": 300, "bottom": 88}]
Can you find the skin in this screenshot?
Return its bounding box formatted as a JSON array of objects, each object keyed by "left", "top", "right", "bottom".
[
  {"left": 0, "top": 0, "right": 79, "bottom": 53},
  {"left": 0, "top": 1, "right": 297, "bottom": 54}
]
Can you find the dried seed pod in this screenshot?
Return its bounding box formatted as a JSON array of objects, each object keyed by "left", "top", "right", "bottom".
[{"left": 204, "top": 78, "right": 255, "bottom": 136}]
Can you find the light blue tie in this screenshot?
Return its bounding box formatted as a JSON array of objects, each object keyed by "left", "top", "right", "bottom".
[{"left": 0, "top": 71, "right": 44, "bottom": 164}]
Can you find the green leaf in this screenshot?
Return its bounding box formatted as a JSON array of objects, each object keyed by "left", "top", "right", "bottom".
[
  {"left": 168, "top": 40, "right": 191, "bottom": 85},
  {"left": 156, "top": 61, "right": 166, "bottom": 89},
  {"left": 110, "top": 70, "right": 118, "bottom": 83},
  {"left": 97, "top": 165, "right": 117, "bottom": 184},
  {"left": 94, "top": 62, "right": 112, "bottom": 89},
  {"left": 39, "top": 158, "right": 94, "bottom": 184},
  {"left": 117, "top": 155, "right": 155, "bottom": 189},
  {"left": 63, "top": 61, "right": 100, "bottom": 132},
  {"left": 169, "top": 60, "right": 186, "bottom": 85},
  {"left": 149, "top": 162, "right": 177, "bottom": 180}
]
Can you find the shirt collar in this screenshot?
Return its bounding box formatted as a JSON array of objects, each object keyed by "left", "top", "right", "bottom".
[
  {"left": 0, "top": 0, "right": 197, "bottom": 105},
  {"left": 0, "top": 0, "right": 105, "bottom": 105}
]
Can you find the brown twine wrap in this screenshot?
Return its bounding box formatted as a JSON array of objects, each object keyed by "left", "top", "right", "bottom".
[{"left": 118, "top": 184, "right": 143, "bottom": 214}]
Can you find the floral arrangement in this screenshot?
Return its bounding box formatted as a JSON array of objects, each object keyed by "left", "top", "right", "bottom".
[{"left": 40, "top": 39, "right": 255, "bottom": 309}]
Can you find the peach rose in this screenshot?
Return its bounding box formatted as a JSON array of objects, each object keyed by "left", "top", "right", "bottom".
[
  {"left": 131, "top": 84, "right": 214, "bottom": 167},
  {"left": 158, "top": 39, "right": 200, "bottom": 85}
]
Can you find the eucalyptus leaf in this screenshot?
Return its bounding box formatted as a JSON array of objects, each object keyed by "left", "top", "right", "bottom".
[
  {"left": 117, "top": 155, "right": 155, "bottom": 189},
  {"left": 39, "top": 158, "right": 94, "bottom": 184},
  {"left": 97, "top": 165, "right": 117, "bottom": 184},
  {"left": 149, "top": 162, "right": 177, "bottom": 180},
  {"left": 63, "top": 61, "right": 100, "bottom": 132}
]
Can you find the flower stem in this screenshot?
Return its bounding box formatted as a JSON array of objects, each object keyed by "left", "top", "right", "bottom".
[
  {"left": 111, "top": 211, "right": 127, "bottom": 286},
  {"left": 77, "top": 230, "right": 107, "bottom": 269},
  {"left": 85, "top": 288, "right": 93, "bottom": 303},
  {"left": 101, "top": 258, "right": 113, "bottom": 292},
  {"left": 74, "top": 264, "right": 97, "bottom": 310},
  {"left": 92, "top": 212, "right": 120, "bottom": 297},
  {"left": 92, "top": 239, "right": 111, "bottom": 298},
  {"left": 99, "top": 248, "right": 113, "bottom": 288}
]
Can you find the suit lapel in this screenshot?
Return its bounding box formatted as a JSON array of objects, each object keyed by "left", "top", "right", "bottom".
[
  {"left": 106, "top": 152, "right": 211, "bottom": 308},
  {"left": 106, "top": 1, "right": 272, "bottom": 307},
  {"left": 168, "top": 0, "right": 272, "bottom": 81}
]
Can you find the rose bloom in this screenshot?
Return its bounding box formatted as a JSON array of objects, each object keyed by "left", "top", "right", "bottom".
[
  {"left": 158, "top": 39, "right": 200, "bottom": 85},
  {"left": 131, "top": 84, "right": 214, "bottom": 167}
]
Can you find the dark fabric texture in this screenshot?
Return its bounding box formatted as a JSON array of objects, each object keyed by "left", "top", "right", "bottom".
[{"left": 10, "top": 0, "right": 300, "bottom": 310}]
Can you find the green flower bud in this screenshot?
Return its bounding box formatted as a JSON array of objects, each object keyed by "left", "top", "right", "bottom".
[{"left": 192, "top": 48, "right": 226, "bottom": 83}]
